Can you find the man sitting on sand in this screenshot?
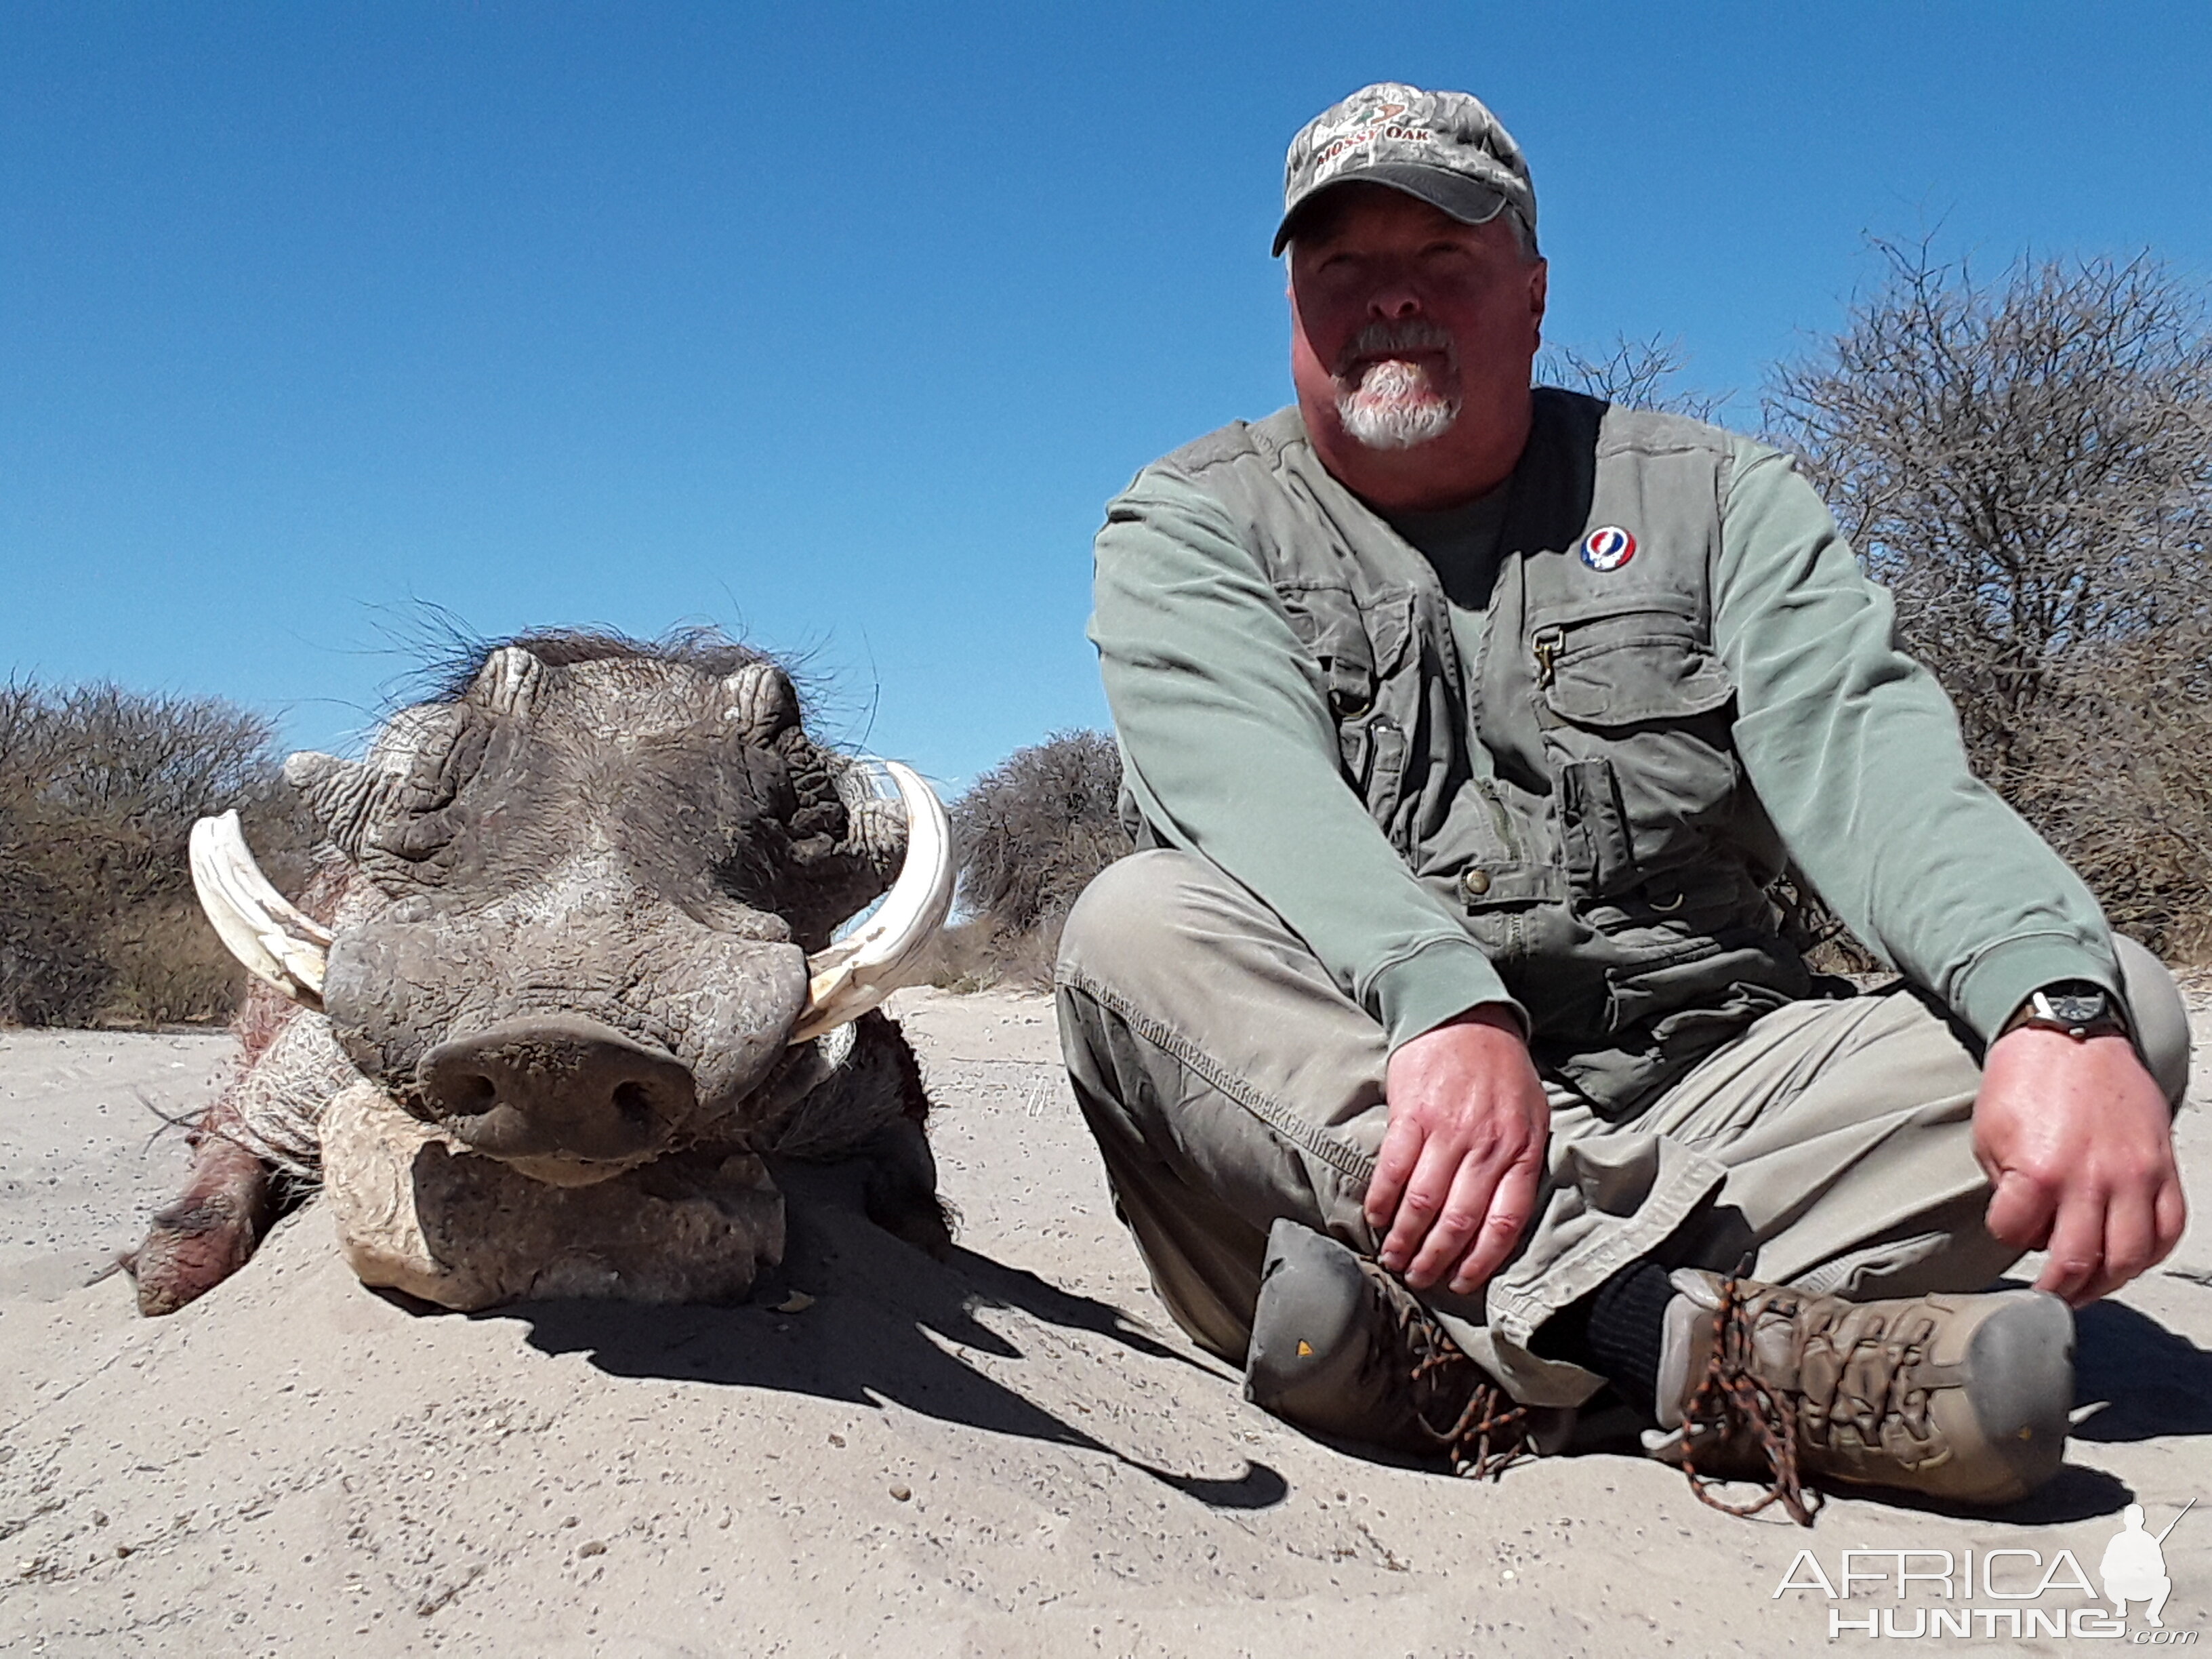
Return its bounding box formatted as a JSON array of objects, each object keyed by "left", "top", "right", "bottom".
[{"left": 1054, "top": 83, "right": 2192, "bottom": 1517}]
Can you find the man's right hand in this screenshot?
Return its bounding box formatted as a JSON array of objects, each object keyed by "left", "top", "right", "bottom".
[{"left": 1366, "top": 1006, "right": 1551, "bottom": 1296}]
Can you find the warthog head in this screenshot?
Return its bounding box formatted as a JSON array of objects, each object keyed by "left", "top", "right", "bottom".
[{"left": 191, "top": 632, "right": 951, "bottom": 1187}]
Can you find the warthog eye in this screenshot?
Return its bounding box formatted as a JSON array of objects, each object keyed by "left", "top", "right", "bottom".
[{"left": 367, "top": 804, "right": 468, "bottom": 865}]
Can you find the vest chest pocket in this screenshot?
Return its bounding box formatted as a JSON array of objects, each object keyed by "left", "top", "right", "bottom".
[
  {"left": 1532, "top": 610, "right": 1740, "bottom": 895},
  {"left": 1277, "top": 583, "right": 1416, "bottom": 808}
]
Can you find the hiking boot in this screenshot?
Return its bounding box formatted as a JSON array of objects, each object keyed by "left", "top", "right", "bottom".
[
  {"left": 1244, "top": 1218, "right": 1570, "bottom": 1477},
  {"left": 1650, "top": 1269, "right": 2074, "bottom": 1521}
]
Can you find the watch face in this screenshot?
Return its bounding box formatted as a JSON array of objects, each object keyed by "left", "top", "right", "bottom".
[{"left": 2044, "top": 990, "right": 2108, "bottom": 1025}]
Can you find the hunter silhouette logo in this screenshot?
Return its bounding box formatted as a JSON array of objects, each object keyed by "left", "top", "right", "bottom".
[{"left": 2104, "top": 1500, "right": 2191, "bottom": 1629}]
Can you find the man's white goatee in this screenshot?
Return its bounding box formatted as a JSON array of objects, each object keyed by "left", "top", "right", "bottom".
[
  {"left": 1337, "top": 361, "right": 1462, "bottom": 450},
  {"left": 1332, "top": 319, "right": 1462, "bottom": 451}
]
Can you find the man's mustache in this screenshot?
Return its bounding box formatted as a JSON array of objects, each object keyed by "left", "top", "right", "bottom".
[{"left": 1334, "top": 319, "right": 1458, "bottom": 380}]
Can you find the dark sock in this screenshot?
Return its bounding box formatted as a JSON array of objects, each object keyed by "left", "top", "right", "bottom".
[{"left": 1531, "top": 1258, "right": 1678, "bottom": 1421}]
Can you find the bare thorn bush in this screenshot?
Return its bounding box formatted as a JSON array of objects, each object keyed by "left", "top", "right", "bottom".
[
  {"left": 1544, "top": 333, "right": 1729, "bottom": 419},
  {"left": 1765, "top": 239, "right": 2212, "bottom": 958},
  {"left": 0, "top": 680, "right": 312, "bottom": 1025}
]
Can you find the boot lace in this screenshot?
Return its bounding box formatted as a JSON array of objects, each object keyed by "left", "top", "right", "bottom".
[
  {"left": 1375, "top": 1271, "right": 1540, "bottom": 1481},
  {"left": 1678, "top": 1273, "right": 1824, "bottom": 1526},
  {"left": 1680, "top": 1277, "right": 1948, "bottom": 1525}
]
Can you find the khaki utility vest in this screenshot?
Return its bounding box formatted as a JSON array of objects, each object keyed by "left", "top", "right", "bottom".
[{"left": 1153, "top": 388, "right": 1812, "bottom": 1117}]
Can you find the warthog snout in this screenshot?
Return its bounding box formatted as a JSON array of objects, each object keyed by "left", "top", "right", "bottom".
[{"left": 417, "top": 1015, "right": 697, "bottom": 1167}]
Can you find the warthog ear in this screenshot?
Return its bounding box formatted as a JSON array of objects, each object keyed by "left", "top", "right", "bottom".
[
  {"left": 468, "top": 646, "right": 546, "bottom": 719},
  {"left": 789, "top": 762, "right": 954, "bottom": 1044},
  {"left": 722, "top": 662, "right": 801, "bottom": 744}
]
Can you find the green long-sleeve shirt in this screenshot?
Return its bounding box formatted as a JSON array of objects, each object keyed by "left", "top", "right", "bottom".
[{"left": 1090, "top": 416, "right": 2121, "bottom": 1058}]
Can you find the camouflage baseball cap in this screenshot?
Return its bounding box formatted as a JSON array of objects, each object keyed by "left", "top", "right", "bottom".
[{"left": 1273, "top": 83, "right": 1536, "bottom": 257}]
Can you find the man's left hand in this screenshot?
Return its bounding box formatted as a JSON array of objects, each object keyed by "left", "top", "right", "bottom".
[{"left": 1975, "top": 1029, "right": 2185, "bottom": 1307}]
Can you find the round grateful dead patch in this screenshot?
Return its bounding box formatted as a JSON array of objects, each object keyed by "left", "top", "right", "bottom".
[{"left": 1580, "top": 526, "right": 1637, "bottom": 571}]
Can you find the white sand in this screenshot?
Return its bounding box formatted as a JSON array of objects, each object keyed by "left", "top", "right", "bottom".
[{"left": 5, "top": 987, "right": 2212, "bottom": 1656}]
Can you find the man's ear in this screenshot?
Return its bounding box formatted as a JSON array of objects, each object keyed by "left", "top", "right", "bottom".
[{"left": 1527, "top": 258, "right": 1549, "bottom": 349}]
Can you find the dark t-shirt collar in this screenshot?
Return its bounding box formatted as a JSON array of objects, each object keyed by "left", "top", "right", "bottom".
[{"left": 1382, "top": 484, "right": 1511, "bottom": 611}]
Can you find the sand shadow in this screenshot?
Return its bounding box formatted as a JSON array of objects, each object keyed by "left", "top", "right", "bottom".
[
  {"left": 475, "top": 1162, "right": 1286, "bottom": 1513},
  {"left": 1860, "top": 1460, "right": 2139, "bottom": 1527},
  {"left": 1267, "top": 1402, "right": 2137, "bottom": 1527},
  {"left": 2071, "top": 1294, "right": 2212, "bottom": 1443}
]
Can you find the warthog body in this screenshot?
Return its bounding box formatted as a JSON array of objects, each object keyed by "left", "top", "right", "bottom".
[{"left": 131, "top": 632, "right": 954, "bottom": 1315}]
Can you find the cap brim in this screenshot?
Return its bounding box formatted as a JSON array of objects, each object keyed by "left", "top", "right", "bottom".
[{"left": 1272, "top": 164, "right": 1511, "bottom": 256}]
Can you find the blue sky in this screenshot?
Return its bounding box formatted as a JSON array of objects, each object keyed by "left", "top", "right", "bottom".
[{"left": 4, "top": 1, "right": 2209, "bottom": 790}]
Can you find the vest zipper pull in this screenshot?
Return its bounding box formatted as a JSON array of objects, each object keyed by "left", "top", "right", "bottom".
[{"left": 1532, "top": 627, "right": 1564, "bottom": 688}]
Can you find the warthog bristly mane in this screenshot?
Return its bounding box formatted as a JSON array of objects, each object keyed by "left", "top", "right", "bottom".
[{"left": 419, "top": 626, "right": 780, "bottom": 705}]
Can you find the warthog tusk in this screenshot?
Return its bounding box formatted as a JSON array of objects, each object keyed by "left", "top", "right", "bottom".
[
  {"left": 790, "top": 760, "right": 954, "bottom": 1044},
  {"left": 188, "top": 811, "right": 333, "bottom": 1009}
]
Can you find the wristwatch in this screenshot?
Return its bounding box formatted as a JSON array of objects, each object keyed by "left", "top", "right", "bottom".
[{"left": 1996, "top": 980, "right": 2132, "bottom": 1043}]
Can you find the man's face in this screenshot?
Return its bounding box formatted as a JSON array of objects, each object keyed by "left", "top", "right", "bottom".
[{"left": 1288, "top": 185, "right": 1547, "bottom": 466}]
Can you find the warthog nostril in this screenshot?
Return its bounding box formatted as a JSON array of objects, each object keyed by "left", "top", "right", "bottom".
[
  {"left": 450, "top": 1073, "right": 498, "bottom": 1111},
  {"left": 415, "top": 1015, "right": 697, "bottom": 1166},
  {"left": 611, "top": 1080, "right": 657, "bottom": 1127}
]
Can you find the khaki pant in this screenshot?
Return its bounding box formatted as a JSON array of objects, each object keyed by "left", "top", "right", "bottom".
[{"left": 1054, "top": 850, "right": 2191, "bottom": 1410}]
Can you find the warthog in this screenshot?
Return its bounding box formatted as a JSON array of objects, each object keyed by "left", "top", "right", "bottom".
[{"left": 129, "top": 631, "right": 954, "bottom": 1315}]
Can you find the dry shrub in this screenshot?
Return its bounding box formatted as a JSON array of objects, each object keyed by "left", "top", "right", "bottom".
[
  {"left": 99, "top": 899, "right": 263, "bottom": 1026},
  {"left": 922, "top": 731, "right": 1133, "bottom": 991},
  {"left": 0, "top": 679, "right": 313, "bottom": 1027},
  {"left": 1765, "top": 239, "right": 2212, "bottom": 960},
  {"left": 2009, "top": 620, "right": 2212, "bottom": 962},
  {"left": 0, "top": 802, "right": 110, "bottom": 1024}
]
